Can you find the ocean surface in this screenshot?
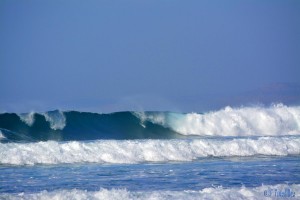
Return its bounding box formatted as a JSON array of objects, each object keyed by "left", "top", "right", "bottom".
[{"left": 0, "top": 104, "right": 299, "bottom": 199}]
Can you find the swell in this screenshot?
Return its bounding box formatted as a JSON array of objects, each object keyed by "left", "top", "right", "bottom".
[
  {"left": 1, "top": 137, "right": 299, "bottom": 165},
  {"left": 0, "top": 111, "right": 181, "bottom": 142}
]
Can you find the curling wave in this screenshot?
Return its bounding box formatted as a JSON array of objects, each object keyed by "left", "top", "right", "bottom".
[
  {"left": 0, "top": 137, "right": 299, "bottom": 165},
  {"left": 0, "top": 111, "right": 181, "bottom": 141},
  {"left": 139, "top": 104, "right": 300, "bottom": 137},
  {"left": 0, "top": 104, "right": 299, "bottom": 142}
]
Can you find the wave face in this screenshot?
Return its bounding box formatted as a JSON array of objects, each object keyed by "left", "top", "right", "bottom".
[
  {"left": 1, "top": 137, "right": 299, "bottom": 165},
  {"left": 0, "top": 184, "right": 299, "bottom": 200},
  {"left": 0, "top": 104, "right": 299, "bottom": 142},
  {"left": 0, "top": 110, "right": 181, "bottom": 142}
]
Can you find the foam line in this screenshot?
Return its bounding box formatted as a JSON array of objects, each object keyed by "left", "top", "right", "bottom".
[
  {"left": 1, "top": 137, "right": 299, "bottom": 165},
  {"left": 0, "top": 184, "right": 299, "bottom": 200}
]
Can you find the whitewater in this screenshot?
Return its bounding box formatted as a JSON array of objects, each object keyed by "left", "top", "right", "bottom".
[
  {"left": 0, "top": 137, "right": 299, "bottom": 165},
  {"left": 0, "top": 104, "right": 300, "bottom": 199}
]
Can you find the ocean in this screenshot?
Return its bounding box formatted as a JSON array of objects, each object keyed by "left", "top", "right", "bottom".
[{"left": 0, "top": 104, "right": 299, "bottom": 199}]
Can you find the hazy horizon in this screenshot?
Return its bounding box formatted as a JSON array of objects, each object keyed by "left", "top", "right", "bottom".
[{"left": 1, "top": 0, "right": 300, "bottom": 113}]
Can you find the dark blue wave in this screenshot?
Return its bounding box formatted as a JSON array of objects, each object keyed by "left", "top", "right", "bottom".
[{"left": 0, "top": 111, "right": 182, "bottom": 142}]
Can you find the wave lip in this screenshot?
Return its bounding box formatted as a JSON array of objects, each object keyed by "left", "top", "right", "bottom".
[
  {"left": 17, "top": 110, "right": 66, "bottom": 130},
  {"left": 1, "top": 137, "right": 299, "bottom": 165},
  {"left": 18, "top": 112, "right": 35, "bottom": 126},
  {"left": 0, "top": 184, "right": 299, "bottom": 200},
  {"left": 42, "top": 110, "right": 66, "bottom": 130}
]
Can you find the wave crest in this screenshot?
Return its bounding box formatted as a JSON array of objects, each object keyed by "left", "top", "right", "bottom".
[
  {"left": 1, "top": 137, "right": 299, "bottom": 165},
  {"left": 42, "top": 110, "right": 66, "bottom": 130},
  {"left": 140, "top": 104, "right": 300, "bottom": 136},
  {"left": 18, "top": 112, "right": 35, "bottom": 126},
  {"left": 1, "top": 104, "right": 300, "bottom": 141}
]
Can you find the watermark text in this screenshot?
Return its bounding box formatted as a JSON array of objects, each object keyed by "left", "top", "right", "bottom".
[{"left": 264, "top": 187, "right": 296, "bottom": 198}]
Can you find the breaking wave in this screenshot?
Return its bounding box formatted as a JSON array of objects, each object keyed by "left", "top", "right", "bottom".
[
  {"left": 42, "top": 110, "right": 66, "bottom": 130},
  {"left": 0, "top": 104, "right": 299, "bottom": 142},
  {"left": 0, "top": 111, "right": 180, "bottom": 141},
  {"left": 0, "top": 137, "right": 299, "bottom": 165},
  {"left": 18, "top": 112, "right": 35, "bottom": 126},
  {"left": 0, "top": 184, "right": 298, "bottom": 200},
  {"left": 140, "top": 104, "right": 300, "bottom": 137}
]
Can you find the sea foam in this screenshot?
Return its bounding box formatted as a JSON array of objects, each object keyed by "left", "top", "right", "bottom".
[
  {"left": 141, "top": 104, "right": 300, "bottom": 136},
  {"left": 0, "top": 130, "right": 6, "bottom": 140},
  {"left": 42, "top": 110, "right": 66, "bottom": 130},
  {"left": 18, "top": 112, "right": 35, "bottom": 126},
  {"left": 17, "top": 111, "right": 66, "bottom": 130},
  {"left": 0, "top": 184, "right": 298, "bottom": 200},
  {"left": 0, "top": 137, "right": 299, "bottom": 165}
]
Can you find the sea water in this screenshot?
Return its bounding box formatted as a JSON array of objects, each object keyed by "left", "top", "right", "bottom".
[{"left": 0, "top": 104, "right": 299, "bottom": 199}]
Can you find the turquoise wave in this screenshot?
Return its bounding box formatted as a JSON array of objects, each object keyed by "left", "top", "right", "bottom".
[
  {"left": 0, "top": 111, "right": 182, "bottom": 142},
  {"left": 1, "top": 104, "right": 299, "bottom": 142}
]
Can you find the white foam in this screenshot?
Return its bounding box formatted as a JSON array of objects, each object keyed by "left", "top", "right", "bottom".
[
  {"left": 142, "top": 104, "right": 300, "bottom": 136},
  {"left": 0, "top": 130, "right": 6, "bottom": 140},
  {"left": 1, "top": 184, "right": 299, "bottom": 200},
  {"left": 134, "top": 112, "right": 166, "bottom": 128},
  {"left": 0, "top": 137, "right": 299, "bottom": 165},
  {"left": 42, "top": 111, "right": 66, "bottom": 130},
  {"left": 18, "top": 112, "right": 35, "bottom": 126},
  {"left": 134, "top": 111, "right": 167, "bottom": 128}
]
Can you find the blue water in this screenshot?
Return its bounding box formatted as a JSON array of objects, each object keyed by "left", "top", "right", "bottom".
[
  {"left": 1, "top": 105, "right": 300, "bottom": 199},
  {"left": 1, "top": 156, "right": 299, "bottom": 194}
]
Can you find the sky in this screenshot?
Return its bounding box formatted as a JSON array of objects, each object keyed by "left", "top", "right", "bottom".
[{"left": 1, "top": 0, "right": 300, "bottom": 113}]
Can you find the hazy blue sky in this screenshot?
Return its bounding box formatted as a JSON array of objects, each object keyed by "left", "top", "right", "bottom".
[{"left": 1, "top": 0, "right": 300, "bottom": 113}]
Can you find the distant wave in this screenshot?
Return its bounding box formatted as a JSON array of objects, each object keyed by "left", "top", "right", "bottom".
[
  {"left": 0, "top": 184, "right": 298, "bottom": 199},
  {"left": 0, "top": 137, "right": 299, "bottom": 165},
  {"left": 0, "top": 104, "right": 299, "bottom": 142}
]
